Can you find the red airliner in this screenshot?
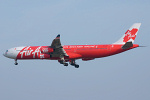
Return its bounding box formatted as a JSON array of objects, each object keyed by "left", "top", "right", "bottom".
[{"left": 3, "top": 23, "right": 141, "bottom": 68}]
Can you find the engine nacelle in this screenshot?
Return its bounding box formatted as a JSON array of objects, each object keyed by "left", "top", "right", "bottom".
[{"left": 40, "top": 47, "right": 53, "bottom": 54}]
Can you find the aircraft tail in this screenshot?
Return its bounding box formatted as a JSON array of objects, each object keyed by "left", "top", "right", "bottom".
[{"left": 114, "top": 23, "right": 141, "bottom": 44}]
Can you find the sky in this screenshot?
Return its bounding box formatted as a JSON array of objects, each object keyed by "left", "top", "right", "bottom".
[{"left": 0, "top": 0, "right": 150, "bottom": 100}]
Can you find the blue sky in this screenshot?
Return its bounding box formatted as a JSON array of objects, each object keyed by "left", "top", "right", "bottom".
[{"left": 0, "top": 0, "right": 150, "bottom": 100}]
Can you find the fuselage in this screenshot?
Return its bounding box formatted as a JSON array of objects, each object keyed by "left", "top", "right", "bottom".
[
  {"left": 3, "top": 23, "right": 141, "bottom": 67},
  {"left": 3, "top": 44, "right": 139, "bottom": 61}
]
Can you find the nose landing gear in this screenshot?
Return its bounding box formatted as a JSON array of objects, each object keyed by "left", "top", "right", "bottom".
[{"left": 14, "top": 59, "right": 18, "bottom": 65}]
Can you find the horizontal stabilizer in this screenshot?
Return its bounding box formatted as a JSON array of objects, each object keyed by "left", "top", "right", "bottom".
[{"left": 122, "top": 41, "right": 133, "bottom": 49}]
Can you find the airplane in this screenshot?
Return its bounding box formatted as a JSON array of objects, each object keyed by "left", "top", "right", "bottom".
[{"left": 3, "top": 23, "right": 141, "bottom": 68}]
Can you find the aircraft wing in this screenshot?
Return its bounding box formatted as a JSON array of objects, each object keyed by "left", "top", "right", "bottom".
[{"left": 50, "top": 34, "right": 68, "bottom": 57}]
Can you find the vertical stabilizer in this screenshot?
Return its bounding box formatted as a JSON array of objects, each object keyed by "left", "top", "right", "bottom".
[{"left": 114, "top": 23, "right": 141, "bottom": 44}]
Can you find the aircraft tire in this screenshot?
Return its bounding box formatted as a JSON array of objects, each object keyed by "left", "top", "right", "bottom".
[
  {"left": 64, "top": 63, "right": 68, "bottom": 66},
  {"left": 75, "top": 65, "right": 79, "bottom": 68}
]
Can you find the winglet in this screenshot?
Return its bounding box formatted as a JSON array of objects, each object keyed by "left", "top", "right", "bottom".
[{"left": 56, "top": 34, "right": 60, "bottom": 39}]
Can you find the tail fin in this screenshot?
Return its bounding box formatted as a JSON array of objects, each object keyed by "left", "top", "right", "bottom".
[{"left": 114, "top": 23, "right": 141, "bottom": 44}]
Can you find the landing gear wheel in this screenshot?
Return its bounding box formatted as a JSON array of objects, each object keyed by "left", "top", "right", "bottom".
[
  {"left": 75, "top": 65, "right": 79, "bottom": 68},
  {"left": 14, "top": 62, "right": 18, "bottom": 65},
  {"left": 64, "top": 63, "right": 68, "bottom": 66},
  {"left": 14, "top": 59, "right": 18, "bottom": 65},
  {"left": 60, "top": 60, "right": 64, "bottom": 64}
]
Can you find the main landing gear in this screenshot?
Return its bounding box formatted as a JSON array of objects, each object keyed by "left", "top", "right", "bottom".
[
  {"left": 69, "top": 60, "right": 79, "bottom": 68},
  {"left": 59, "top": 57, "right": 68, "bottom": 66},
  {"left": 59, "top": 60, "right": 68, "bottom": 66},
  {"left": 14, "top": 59, "right": 18, "bottom": 65},
  {"left": 58, "top": 59, "right": 79, "bottom": 68}
]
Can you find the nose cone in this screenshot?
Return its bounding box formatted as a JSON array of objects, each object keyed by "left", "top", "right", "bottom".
[
  {"left": 3, "top": 48, "right": 18, "bottom": 59},
  {"left": 3, "top": 53, "right": 6, "bottom": 56},
  {"left": 3, "top": 50, "right": 8, "bottom": 57}
]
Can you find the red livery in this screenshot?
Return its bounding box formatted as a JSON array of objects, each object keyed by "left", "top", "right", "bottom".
[{"left": 3, "top": 23, "right": 141, "bottom": 68}]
